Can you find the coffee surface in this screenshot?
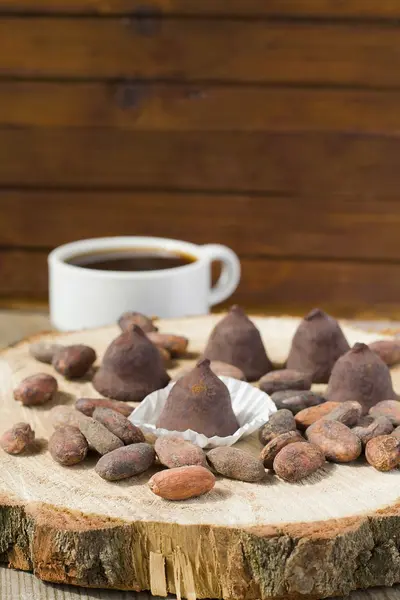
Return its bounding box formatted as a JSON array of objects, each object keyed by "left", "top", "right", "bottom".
[{"left": 66, "top": 249, "right": 196, "bottom": 272}]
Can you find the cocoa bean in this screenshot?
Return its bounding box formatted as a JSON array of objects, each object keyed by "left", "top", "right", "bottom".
[
  {"left": 271, "top": 390, "right": 306, "bottom": 403},
  {"left": 324, "top": 401, "right": 362, "bottom": 427},
  {"left": 92, "top": 407, "right": 145, "bottom": 445},
  {"left": 273, "top": 442, "right": 325, "bottom": 482},
  {"left": 258, "top": 410, "right": 297, "bottom": 445},
  {"left": 352, "top": 416, "right": 393, "bottom": 446},
  {"left": 369, "top": 400, "right": 400, "bottom": 426},
  {"left": 78, "top": 415, "right": 124, "bottom": 455},
  {"left": 295, "top": 401, "right": 340, "bottom": 430},
  {"left": 155, "top": 436, "right": 207, "bottom": 468},
  {"left": 306, "top": 419, "right": 361, "bottom": 463},
  {"left": 369, "top": 340, "right": 400, "bottom": 367},
  {"left": 118, "top": 312, "right": 158, "bottom": 333},
  {"left": 207, "top": 447, "right": 265, "bottom": 482},
  {"left": 259, "top": 369, "right": 312, "bottom": 395},
  {"left": 52, "top": 345, "right": 96, "bottom": 379},
  {"left": 273, "top": 391, "right": 325, "bottom": 414},
  {"left": 49, "top": 426, "right": 88, "bottom": 466},
  {"left": 147, "top": 332, "right": 188, "bottom": 357},
  {"left": 96, "top": 443, "right": 155, "bottom": 481},
  {"left": 365, "top": 435, "right": 400, "bottom": 471},
  {"left": 260, "top": 431, "right": 305, "bottom": 469},
  {"left": 0, "top": 423, "right": 35, "bottom": 455},
  {"left": 29, "top": 342, "right": 64, "bottom": 364},
  {"left": 75, "top": 397, "right": 133, "bottom": 418},
  {"left": 148, "top": 465, "right": 215, "bottom": 500},
  {"left": 14, "top": 373, "right": 58, "bottom": 406},
  {"left": 392, "top": 426, "right": 400, "bottom": 440}
]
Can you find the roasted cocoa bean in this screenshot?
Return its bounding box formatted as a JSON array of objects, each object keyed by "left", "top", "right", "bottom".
[
  {"left": 306, "top": 419, "right": 361, "bottom": 463},
  {"left": 273, "top": 391, "right": 325, "bottom": 414},
  {"left": 78, "top": 415, "right": 124, "bottom": 455},
  {"left": 49, "top": 425, "right": 88, "bottom": 466},
  {"left": 352, "top": 416, "right": 393, "bottom": 446},
  {"left": 260, "top": 431, "right": 305, "bottom": 469},
  {"left": 52, "top": 345, "right": 96, "bottom": 379},
  {"left": 369, "top": 400, "right": 400, "bottom": 426},
  {"left": 295, "top": 401, "right": 340, "bottom": 430},
  {"left": 75, "top": 397, "right": 133, "bottom": 418},
  {"left": 273, "top": 442, "right": 325, "bottom": 482},
  {"left": 93, "top": 407, "right": 145, "bottom": 445},
  {"left": 369, "top": 340, "right": 400, "bottom": 367},
  {"left": 146, "top": 332, "right": 188, "bottom": 357},
  {"left": 207, "top": 447, "right": 265, "bottom": 482},
  {"left": 365, "top": 435, "right": 400, "bottom": 471},
  {"left": 258, "top": 410, "right": 297, "bottom": 445},
  {"left": 96, "top": 443, "right": 155, "bottom": 481},
  {"left": 259, "top": 369, "right": 312, "bottom": 395},
  {"left": 148, "top": 465, "right": 215, "bottom": 500},
  {"left": 324, "top": 401, "right": 362, "bottom": 427},
  {"left": 155, "top": 436, "right": 207, "bottom": 468},
  {"left": 14, "top": 373, "right": 58, "bottom": 406},
  {"left": 0, "top": 422, "right": 35, "bottom": 455},
  {"left": 29, "top": 342, "right": 64, "bottom": 364}
]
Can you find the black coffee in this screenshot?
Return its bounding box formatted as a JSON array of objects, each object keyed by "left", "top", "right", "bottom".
[{"left": 66, "top": 248, "right": 196, "bottom": 272}]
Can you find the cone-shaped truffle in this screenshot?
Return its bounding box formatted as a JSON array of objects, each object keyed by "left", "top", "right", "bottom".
[
  {"left": 93, "top": 326, "right": 170, "bottom": 402},
  {"left": 287, "top": 308, "right": 350, "bottom": 383},
  {"left": 326, "top": 342, "right": 396, "bottom": 415},
  {"left": 203, "top": 306, "right": 272, "bottom": 381},
  {"left": 156, "top": 358, "right": 239, "bottom": 437}
]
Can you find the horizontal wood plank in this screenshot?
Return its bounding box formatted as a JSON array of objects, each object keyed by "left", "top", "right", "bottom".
[
  {"left": 2, "top": 0, "right": 400, "bottom": 18},
  {"left": 3, "top": 82, "right": 400, "bottom": 133},
  {"left": 2, "top": 190, "right": 400, "bottom": 262},
  {"left": 2, "top": 18, "right": 400, "bottom": 86},
  {"left": 0, "top": 129, "right": 399, "bottom": 194},
  {"left": 0, "top": 251, "right": 48, "bottom": 299},
  {"left": 3, "top": 250, "right": 400, "bottom": 318}
]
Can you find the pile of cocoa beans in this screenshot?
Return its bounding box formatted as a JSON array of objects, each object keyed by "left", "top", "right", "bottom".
[{"left": 258, "top": 390, "right": 400, "bottom": 481}]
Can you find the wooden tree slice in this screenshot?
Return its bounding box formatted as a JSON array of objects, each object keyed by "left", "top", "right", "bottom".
[{"left": 1, "top": 315, "right": 400, "bottom": 600}]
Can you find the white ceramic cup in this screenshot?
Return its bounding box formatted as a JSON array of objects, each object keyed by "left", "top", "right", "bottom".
[{"left": 48, "top": 237, "right": 241, "bottom": 331}]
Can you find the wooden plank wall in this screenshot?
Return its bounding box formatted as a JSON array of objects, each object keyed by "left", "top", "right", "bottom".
[{"left": 1, "top": 0, "right": 400, "bottom": 317}]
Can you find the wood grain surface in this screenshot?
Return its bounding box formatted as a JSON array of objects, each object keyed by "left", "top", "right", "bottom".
[
  {"left": 3, "top": 82, "right": 400, "bottom": 133},
  {"left": 2, "top": 566, "right": 400, "bottom": 600},
  {"left": 1, "top": 130, "right": 399, "bottom": 193},
  {"left": 1, "top": 0, "right": 400, "bottom": 18},
  {"left": 1, "top": 3, "right": 400, "bottom": 316},
  {"left": 0, "top": 317, "right": 398, "bottom": 600},
  {"left": 1, "top": 18, "right": 400, "bottom": 85},
  {"left": 0, "top": 310, "right": 400, "bottom": 600}
]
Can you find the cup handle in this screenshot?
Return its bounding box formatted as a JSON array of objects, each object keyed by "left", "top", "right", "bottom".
[{"left": 201, "top": 244, "right": 241, "bottom": 307}]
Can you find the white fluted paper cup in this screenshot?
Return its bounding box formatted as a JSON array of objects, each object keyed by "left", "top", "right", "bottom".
[{"left": 128, "top": 376, "right": 276, "bottom": 449}]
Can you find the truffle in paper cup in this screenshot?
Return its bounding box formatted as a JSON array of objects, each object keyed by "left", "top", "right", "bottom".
[{"left": 128, "top": 377, "right": 276, "bottom": 449}]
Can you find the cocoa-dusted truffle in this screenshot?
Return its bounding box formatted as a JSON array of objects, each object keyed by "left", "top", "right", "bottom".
[
  {"left": 92, "top": 326, "right": 170, "bottom": 402},
  {"left": 287, "top": 308, "right": 350, "bottom": 383},
  {"left": 156, "top": 358, "right": 239, "bottom": 437},
  {"left": 326, "top": 342, "right": 396, "bottom": 415},
  {"left": 203, "top": 305, "right": 272, "bottom": 381}
]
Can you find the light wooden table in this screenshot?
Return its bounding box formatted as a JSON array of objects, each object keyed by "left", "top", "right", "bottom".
[{"left": 1, "top": 309, "right": 400, "bottom": 600}]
